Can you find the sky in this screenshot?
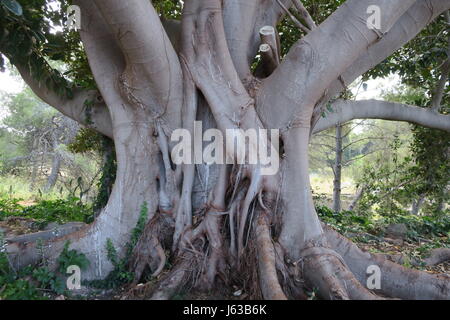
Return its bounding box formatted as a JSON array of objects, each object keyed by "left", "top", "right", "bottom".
[
  {"left": 0, "top": 68, "right": 24, "bottom": 121},
  {"left": 354, "top": 75, "right": 400, "bottom": 101}
]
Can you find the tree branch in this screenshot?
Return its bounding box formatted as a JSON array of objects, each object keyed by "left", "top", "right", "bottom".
[
  {"left": 310, "top": 0, "right": 450, "bottom": 131},
  {"left": 276, "top": 0, "right": 310, "bottom": 34},
  {"left": 181, "top": 0, "right": 255, "bottom": 133},
  {"left": 15, "top": 64, "right": 112, "bottom": 138},
  {"left": 314, "top": 99, "right": 450, "bottom": 133},
  {"left": 74, "top": 0, "right": 126, "bottom": 114},
  {"left": 257, "top": 0, "right": 416, "bottom": 129},
  {"left": 324, "top": 0, "right": 450, "bottom": 105},
  {"left": 93, "top": 0, "right": 183, "bottom": 115},
  {"left": 222, "top": 0, "right": 293, "bottom": 82},
  {"left": 292, "top": 0, "right": 316, "bottom": 30}
]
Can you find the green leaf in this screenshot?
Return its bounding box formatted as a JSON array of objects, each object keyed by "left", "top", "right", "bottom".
[{"left": 1, "top": 0, "right": 23, "bottom": 16}]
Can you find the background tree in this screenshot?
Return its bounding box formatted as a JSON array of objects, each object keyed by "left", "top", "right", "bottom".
[
  {"left": 355, "top": 86, "right": 449, "bottom": 217},
  {"left": 0, "top": 85, "right": 100, "bottom": 197}
]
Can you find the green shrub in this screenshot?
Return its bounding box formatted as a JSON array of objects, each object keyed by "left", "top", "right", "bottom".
[
  {"left": 0, "top": 237, "right": 90, "bottom": 300},
  {"left": 57, "top": 241, "right": 90, "bottom": 273},
  {"left": 0, "top": 196, "right": 93, "bottom": 225},
  {"left": 317, "top": 205, "right": 450, "bottom": 243},
  {"left": 0, "top": 198, "right": 23, "bottom": 219}
]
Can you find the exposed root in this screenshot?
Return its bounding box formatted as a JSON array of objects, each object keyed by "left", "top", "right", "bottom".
[
  {"left": 300, "top": 243, "right": 382, "bottom": 300},
  {"left": 201, "top": 214, "right": 226, "bottom": 288},
  {"left": 173, "top": 164, "right": 195, "bottom": 250},
  {"left": 325, "top": 225, "right": 450, "bottom": 299},
  {"left": 128, "top": 212, "right": 175, "bottom": 284},
  {"left": 5, "top": 222, "right": 85, "bottom": 245},
  {"left": 424, "top": 248, "right": 450, "bottom": 267},
  {"left": 178, "top": 211, "right": 227, "bottom": 291},
  {"left": 151, "top": 244, "right": 166, "bottom": 278},
  {"left": 149, "top": 257, "right": 193, "bottom": 300},
  {"left": 381, "top": 248, "right": 450, "bottom": 268},
  {"left": 255, "top": 214, "right": 287, "bottom": 300}
]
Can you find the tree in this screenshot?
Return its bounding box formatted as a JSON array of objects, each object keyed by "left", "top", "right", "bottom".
[
  {"left": 356, "top": 86, "right": 450, "bottom": 217},
  {"left": 0, "top": 84, "right": 101, "bottom": 196},
  {"left": 2, "top": 0, "right": 450, "bottom": 300},
  {"left": 310, "top": 119, "right": 390, "bottom": 213}
]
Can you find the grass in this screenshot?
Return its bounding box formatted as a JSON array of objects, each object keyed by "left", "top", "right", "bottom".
[{"left": 0, "top": 175, "right": 66, "bottom": 201}]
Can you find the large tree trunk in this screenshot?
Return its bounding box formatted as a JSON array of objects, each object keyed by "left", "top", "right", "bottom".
[
  {"left": 5, "top": 0, "right": 450, "bottom": 300},
  {"left": 8, "top": 120, "right": 161, "bottom": 280}
]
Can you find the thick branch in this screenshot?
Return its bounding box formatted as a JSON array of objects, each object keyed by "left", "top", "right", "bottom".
[
  {"left": 93, "top": 0, "right": 183, "bottom": 120},
  {"left": 323, "top": 0, "right": 450, "bottom": 105},
  {"left": 222, "top": 0, "right": 292, "bottom": 81},
  {"left": 257, "top": 0, "right": 416, "bottom": 129},
  {"left": 314, "top": 100, "right": 450, "bottom": 133},
  {"left": 15, "top": 64, "right": 112, "bottom": 138},
  {"left": 276, "top": 0, "right": 310, "bottom": 34},
  {"left": 181, "top": 0, "right": 258, "bottom": 133},
  {"left": 292, "top": 0, "right": 316, "bottom": 30},
  {"left": 74, "top": 0, "right": 126, "bottom": 116}
]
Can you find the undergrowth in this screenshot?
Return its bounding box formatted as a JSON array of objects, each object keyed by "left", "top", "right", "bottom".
[
  {"left": 0, "top": 196, "right": 93, "bottom": 226},
  {"left": 0, "top": 237, "right": 89, "bottom": 300}
]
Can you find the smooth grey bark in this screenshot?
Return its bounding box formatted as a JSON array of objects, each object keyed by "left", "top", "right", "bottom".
[
  {"left": 257, "top": 0, "right": 416, "bottom": 130},
  {"left": 319, "top": 0, "right": 450, "bottom": 113},
  {"left": 255, "top": 214, "right": 288, "bottom": 300},
  {"left": 325, "top": 225, "right": 450, "bottom": 299},
  {"left": 314, "top": 100, "right": 450, "bottom": 134},
  {"left": 222, "top": 0, "right": 292, "bottom": 82}
]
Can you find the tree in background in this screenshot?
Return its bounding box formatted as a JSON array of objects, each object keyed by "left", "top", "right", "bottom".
[
  {"left": 0, "top": 85, "right": 100, "bottom": 198},
  {"left": 356, "top": 86, "right": 449, "bottom": 217}
]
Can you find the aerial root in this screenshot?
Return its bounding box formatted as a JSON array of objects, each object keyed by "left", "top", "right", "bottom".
[{"left": 237, "top": 173, "right": 262, "bottom": 258}]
